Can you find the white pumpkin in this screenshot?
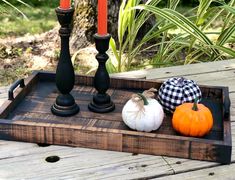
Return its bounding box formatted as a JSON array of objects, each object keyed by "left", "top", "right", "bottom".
[{"left": 122, "top": 89, "right": 164, "bottom": 132}]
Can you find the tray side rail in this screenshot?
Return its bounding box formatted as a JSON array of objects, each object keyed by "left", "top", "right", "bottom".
[
  {"left": 0, "top": 72, "right": 40, "bottom": 119},
  {"left": 0, "top": 118, "right": 231, "bottom": 164}
]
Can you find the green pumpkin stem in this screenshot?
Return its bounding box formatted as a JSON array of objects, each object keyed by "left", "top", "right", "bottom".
[
  {"left": 192, "top": 97, "right": 199, "bottom": 111},
  {"left": 137, "top": 93, "right": 149, "bottom": 105}
]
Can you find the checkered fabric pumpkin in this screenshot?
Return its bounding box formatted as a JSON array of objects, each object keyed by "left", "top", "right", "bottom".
[{"left": 158, "top": 77, "right": 202, "bottom": 113}]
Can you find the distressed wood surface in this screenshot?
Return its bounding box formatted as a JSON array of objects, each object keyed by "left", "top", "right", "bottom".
[
  {"left": 0, "top": 59, "right": 234, "bottom": 179},
  {"left": 0, "top": 72, "right": 230, "bottom": 163},
  {"left": 157, "top": 162, "right": 235, "bottom": 180},
  {"left": 111, "top": 59, "right": 235, "bottom": 80}
]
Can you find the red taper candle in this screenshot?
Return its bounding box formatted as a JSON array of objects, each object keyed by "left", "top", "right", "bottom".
[
  {"left": 60, "top": 0, "right": 71, "bottom": 9},
  {"left": 98, "top": 0, "right": 107, "bottom": 35}
]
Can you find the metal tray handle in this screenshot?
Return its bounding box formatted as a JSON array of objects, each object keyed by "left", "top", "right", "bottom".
[{"left": 8, "top": 79, "right": 25, "bottom": 100}]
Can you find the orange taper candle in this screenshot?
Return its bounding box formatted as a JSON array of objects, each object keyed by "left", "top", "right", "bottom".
[
  {"left": 60, "top": 0, "right": 71, "bottom": 9},
  {"left": 98, "top": 0, "right": 107, "bottom": 35}
]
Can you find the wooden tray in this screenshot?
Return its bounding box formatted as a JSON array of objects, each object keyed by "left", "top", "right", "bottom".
[{"left": 0, "top": 71, "right": 231, "bottom": 164}]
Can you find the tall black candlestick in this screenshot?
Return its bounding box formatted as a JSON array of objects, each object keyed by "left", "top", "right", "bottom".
[
  {"left": 51, "top": 7, "right": 79, "bottom": 117},
  {"left": 88, "top": 34, "right": 115, "bottom": 113}
]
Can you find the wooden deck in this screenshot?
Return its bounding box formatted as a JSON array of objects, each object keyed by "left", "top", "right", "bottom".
[{"left": 0, "top": 59, "right": 234, "bottom": 179}]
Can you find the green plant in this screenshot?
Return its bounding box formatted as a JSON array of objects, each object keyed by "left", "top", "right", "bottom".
[
  {"left": 0, "top": 0, "right": 30, "bottom": 19},
  {"left": 138, "top": 0, "right": 235, "bottom": 64},
  {"left": 109, "top": 0, "right": 166, "bottom": 73},
  {"left": 109, "top": 0, "right": 235, "bottom": 73},
  {"left": 0, "top": 6, "right": 57, "bottom": 37}
]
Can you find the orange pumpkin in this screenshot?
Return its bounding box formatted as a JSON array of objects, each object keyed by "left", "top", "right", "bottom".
[{"left": 172, "top": 98, "right": 213, "bottom": 137}]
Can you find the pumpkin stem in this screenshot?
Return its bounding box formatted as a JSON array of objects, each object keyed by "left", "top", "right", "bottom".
[
  {"left": 177, "top": 77, "right": 185, "bottom": 86},
  {"left": 192, "top": 97, "right": 199, "bottom": 111},
  {"left": 137, "top": 93, "right": 149, "bottom": 105}
]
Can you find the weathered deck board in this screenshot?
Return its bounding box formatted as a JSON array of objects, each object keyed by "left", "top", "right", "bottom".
[
  {"left": 147, "top": 60, "right": 235, "bottom": 80},
  {"left": 0, "top": 140, "right": 172, "bottom": 180},
  {"left": 111, "top": 59, "right": 235, "bottom": 79},
  {"left": 157, "top": 163, "right": 235, "bottom": 180},
  {"left": 150, "top": 70, "right": 235, "bottom": 92},
  {"left": 0, "top": 86, "right": 8, "bottom": 106},
  {"left": 0, "top": 59, "right": 234, "bottom": 179}
]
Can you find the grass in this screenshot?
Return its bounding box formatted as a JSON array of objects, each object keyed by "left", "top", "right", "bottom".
[
  {"left": 0, "top": 3, "right": 58, "bottom": 86},
  {"left": 0, "top": 5, "right": 57, "bottom": 38}
]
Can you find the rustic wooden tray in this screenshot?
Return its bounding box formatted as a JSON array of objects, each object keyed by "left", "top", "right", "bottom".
[{"left": 0, "top": 71, "right": 231, "bottom": 164}]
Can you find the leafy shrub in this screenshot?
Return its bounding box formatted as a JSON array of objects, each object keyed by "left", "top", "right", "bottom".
[
  {"left": 108, "top": 0, "right": 235, "bottom": 73},
  {"left": 0, "top": 0, "right": 57, "bottom": 7},
  {"left": 0, "top": 0, "right": 30, "bottom": 19},
  {"left": 0, "top": 0, "right": 57, "bottom": 37}
]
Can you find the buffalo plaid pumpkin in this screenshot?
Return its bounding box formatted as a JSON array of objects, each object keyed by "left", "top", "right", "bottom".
[{"left": 158, "top": 77, "right": 202, "bottom": 113}]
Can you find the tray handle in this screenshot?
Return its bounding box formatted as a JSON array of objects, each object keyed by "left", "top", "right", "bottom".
[
  {"left": 8, "top": 79, "right": 25, "bottom": 100},
  {"left": 223, "top": 92, "right": 230, "bottom": 119}
]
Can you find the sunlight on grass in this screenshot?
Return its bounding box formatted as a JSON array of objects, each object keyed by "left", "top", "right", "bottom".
[{"left": 0, "top": 5, "right": 57, "bottom": 38}]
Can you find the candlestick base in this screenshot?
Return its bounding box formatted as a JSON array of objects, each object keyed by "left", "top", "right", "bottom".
[
  {"left": 88, "top": 93, "right": 115, "bottom": 113},
  {"left": 51, "top": 94, "right": 80, "bottom": 117}
]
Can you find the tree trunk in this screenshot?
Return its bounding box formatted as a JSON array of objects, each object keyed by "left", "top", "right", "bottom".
[
  {"left": 71, "top": 0, "right": 155, "bottom": 53},
  {"left": 71, "top": 0, "right": 121, "bottom": 52}
]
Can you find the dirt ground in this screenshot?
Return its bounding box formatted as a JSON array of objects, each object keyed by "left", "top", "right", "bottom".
[{"left": 0, "top": 28, "right": 99, "bottom": 86}]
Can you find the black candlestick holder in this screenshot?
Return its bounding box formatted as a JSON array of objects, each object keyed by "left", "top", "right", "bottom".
[
  {"left": 88, "top": 34, "right": 115, "bottom": 113},
  {"left": 51, "top": 7, "right": 80, "bottom": 117}
]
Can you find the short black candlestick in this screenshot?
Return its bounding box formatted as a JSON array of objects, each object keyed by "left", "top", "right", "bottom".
[
  {"left": 88, "top": 34, "right": 115, "bottom": 113},
  {"left": 51, "top": 7, "right": 79, "bottom": 117}
]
